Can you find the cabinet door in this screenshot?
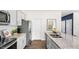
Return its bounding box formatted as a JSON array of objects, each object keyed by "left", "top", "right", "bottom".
[
  {"left": 21, "top": 12, "right": 25, "bottom": 19},
  {"left": 47, "top": 36, "right": 52, "bottom": 49},
  {"left": 21, "top": 34, "right": 26, "bottom": 48},
  {"left": 50, "top": 39, "right": 59, "bottom": 49},
  {"left": 17, "top": 11, "right": 25, "bottom": 25},
  {"left": 8, "top": 10, "right": 17, "bottom": 26},
  {"left": 17, "top": 11, "right": 22, "bottom": 25},
  {"left": 48, "top": 37, "right": 55, "bottom": 49},
  {"left": 17, "top": 34, "right": 26, "bottom": 49},
  {"left": 47, "top": 36, "right": 60, "bottom": 49},
  {"left": 17, "top": 37, "right": 22, "bottom": 49}
]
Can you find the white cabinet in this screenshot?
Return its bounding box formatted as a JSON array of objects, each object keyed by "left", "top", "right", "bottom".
[
  {"left": 17, "top": 11, "right": 25, "bottom": 25},
  {"left": 17, "top": 11, "right": 22, "bottom": 25},
  {"left": 21, "top": 12, "right": 25, "bottom": 19},
  {"left": 8, "top": 10, "right": 17, "bottom": 26},
  {"left": 47, "top": 36, "right": 55, "bottom": 49},
  {"left": 46, "top": 34, "right": 60, "bottom": 49},
  {"left": 8, "top": 10, "right": 25, "bottom": 26},
  {"left": 17, "top": 34, "right": 26, "bottom": 49}
]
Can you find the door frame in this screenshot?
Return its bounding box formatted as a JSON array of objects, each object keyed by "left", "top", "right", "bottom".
[{"left": 62, "top": 13, "right": 73, "bottom": 35}]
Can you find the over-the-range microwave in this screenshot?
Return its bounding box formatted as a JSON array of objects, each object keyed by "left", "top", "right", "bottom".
[{"left": 0, "top": 10, "right": 10, "bottom": 25}]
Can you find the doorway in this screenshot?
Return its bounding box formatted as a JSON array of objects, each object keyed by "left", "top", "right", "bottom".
[
  {"left": 32, "top": 19, "right": 42, "bottom": 40},
  {"left": 61, "top": 13, "right": 73, "bottom": 35}
]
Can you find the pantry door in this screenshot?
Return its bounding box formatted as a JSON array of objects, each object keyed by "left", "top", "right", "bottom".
[{"left": 32, "top": 19, "right": 42, "bottom": 40}]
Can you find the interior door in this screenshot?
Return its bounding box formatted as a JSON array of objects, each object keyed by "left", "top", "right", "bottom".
[{"left": 32, "top": 19, "right": 42, "bottom": 40}]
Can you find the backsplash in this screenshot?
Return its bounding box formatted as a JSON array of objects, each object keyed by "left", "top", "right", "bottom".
[{"left": 0, "top": 25, "right": 17, "bottom": 32}]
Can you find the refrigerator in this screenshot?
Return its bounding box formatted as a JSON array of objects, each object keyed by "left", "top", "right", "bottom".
[{"left": 17, "top": 19, "right": 32, "bottom": 46}]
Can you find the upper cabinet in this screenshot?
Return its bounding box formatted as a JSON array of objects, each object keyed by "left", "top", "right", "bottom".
[
  {"left": 17, "top": 11, "right": 25, "bottom": 25},
  {"left": 21, "top": 12, "right": 25, "bottom": 20},
  {"left": 7, "top": 10, "right": 25, "bottom": 26},
  {"left": 8, "top": 10, "right": 17, "bottom": 26}
]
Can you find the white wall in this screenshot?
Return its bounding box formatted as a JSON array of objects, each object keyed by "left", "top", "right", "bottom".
[
  {"left": 23, "top": 10, "right": 61, "bottom": 40},
  {"left": 73, "top": 12, "right": 79, "bottom": 36}
]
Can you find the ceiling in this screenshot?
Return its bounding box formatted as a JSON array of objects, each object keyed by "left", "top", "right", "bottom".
[
  {"left": 22, "top": 10, "right": 79, "bottom": 17},
  {"left": 62, "top": 10, "right": 79, "bottom": 17}
]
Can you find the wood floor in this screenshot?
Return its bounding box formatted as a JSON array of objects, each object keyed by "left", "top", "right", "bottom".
[{"left": 25, "top": 40, "right": 46, "bottom": 49}]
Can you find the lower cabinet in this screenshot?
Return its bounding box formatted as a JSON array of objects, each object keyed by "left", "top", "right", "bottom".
[
  {"left": 7, "top": 34, "right": 26, "bottom": 49},
  {"left": 17, "top": 34, "right": 26, "bottom": 49},
  {"left": 46, "top": 34, "right": 60, "bottom": 49}
]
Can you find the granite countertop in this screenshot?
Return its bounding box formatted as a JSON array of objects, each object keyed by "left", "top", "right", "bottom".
[
  {"left": 45, "top": 32, "right": 79, "bottom": 49},
  {"left": 10, "top": 33, "right": 26, "bottom": 39}
]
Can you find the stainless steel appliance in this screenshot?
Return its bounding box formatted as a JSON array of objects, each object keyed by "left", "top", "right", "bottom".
[
  {"left": 17, "top": 19, "right": 32, "bottom": 46},
  {"left": 0, "top": 30, "right": 17, "bottom": 49},
  {"left": 0, "top": 10, "right": 10, "bottom": 25},
  {"left": 0, "top": 30, "right": 5, "bottom": 43}
]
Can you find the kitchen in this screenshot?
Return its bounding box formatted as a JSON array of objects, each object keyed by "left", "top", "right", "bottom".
[
  {"left": 0, "top": 1, "right": 78, "bottom": 59},
  {"left": 0, "top": 10, "right": 79, "bottom": 49},
  {"left": 0, "top": 10, "right": 31, "bottom": 49}
]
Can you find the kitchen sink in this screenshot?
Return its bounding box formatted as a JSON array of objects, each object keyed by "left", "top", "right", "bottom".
[{"left": 50, "top": 34, "right": 62, "bottom": 38}]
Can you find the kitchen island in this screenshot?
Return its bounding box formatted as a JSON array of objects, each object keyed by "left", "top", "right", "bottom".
[{"left": 45, "top": 31, "right": 79, "bottom": 49}]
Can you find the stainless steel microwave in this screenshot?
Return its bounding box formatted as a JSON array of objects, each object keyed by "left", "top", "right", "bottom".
[{"left": 0, "top": 10, "right": 10, "bottom": 25}]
